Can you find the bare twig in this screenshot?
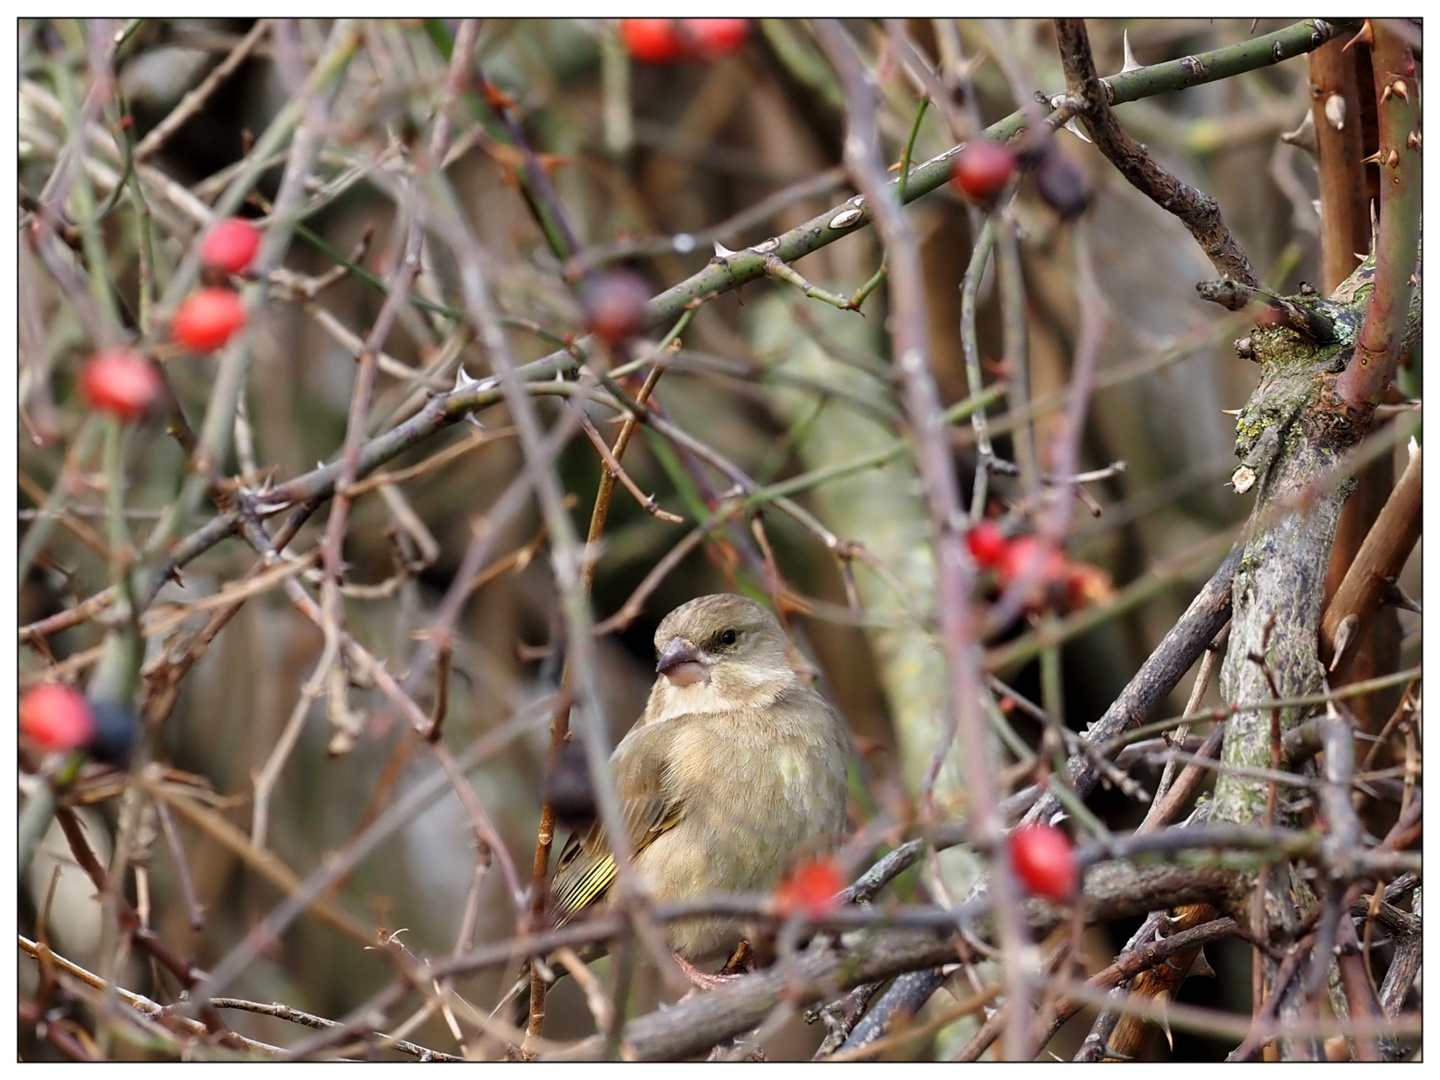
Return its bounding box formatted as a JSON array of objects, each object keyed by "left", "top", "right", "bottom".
[{"left": 814, "top": 19, "right": 1031, "bottom": 1059}]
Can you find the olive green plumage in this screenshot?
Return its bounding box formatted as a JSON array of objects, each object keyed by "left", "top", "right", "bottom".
[{"left": 504, "top": 594, "right": 848, "bottom": 1010}]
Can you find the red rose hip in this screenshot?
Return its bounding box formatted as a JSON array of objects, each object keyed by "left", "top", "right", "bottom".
[
  {"left": 582, "top": 270, "right": 651, "bottom": 345},
  {"left": 1009, "top": 824, "right": 1080, "bottom": 901},
  {"left": 952, "top": 140, "right": 1018, "bottom": 203},
  {"left": 200, "top": 218, "right": 261, "bottom": 275},
  {"left": 79, "top": 350, "right": 162, "bottom": 420},
  {"left": 20, "top": 683, "right": 96, "bottom": 753},
  {"left": 620, "top": 19, "right": 686, "bottom": 64},
  {"left": 966, "top": 520, "right": 1009, "bottom": 569},
  {"left": 680, "top": 19, "right": 749, "bottom": 59},
  {"left": 172, "top": 287, "right": 246, "bottom": 351},
  {"left": 774, "top": 857, "right": 845, "bottom": 920},
  {"left": 996, "top": 535, "right": 1067, "bottom": 589}
]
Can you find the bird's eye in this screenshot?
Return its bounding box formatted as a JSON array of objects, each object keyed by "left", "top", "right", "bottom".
[{"left": 719, "top": 628, "right": 738, "bottom": 646}]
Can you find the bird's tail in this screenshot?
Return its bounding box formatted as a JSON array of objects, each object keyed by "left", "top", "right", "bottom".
[
  {"left": 491, "top": 958, "right": 564, "bottom": 1024},
  {"left": 490, "top": 963, "right": 532, "bottom": 1021}
]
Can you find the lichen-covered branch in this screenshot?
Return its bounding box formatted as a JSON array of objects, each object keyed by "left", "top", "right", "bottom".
[{"left": 1211, "top": 248, "right": 1416, "bottom": 825}]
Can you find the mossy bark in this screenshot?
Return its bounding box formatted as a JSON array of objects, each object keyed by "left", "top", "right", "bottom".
[
  {"left": 1209, "top": 248, "right": 1420, "bottom": 1055},
  {"left": 1213, "top": 250, "right": 1420, "bottom": 827}
]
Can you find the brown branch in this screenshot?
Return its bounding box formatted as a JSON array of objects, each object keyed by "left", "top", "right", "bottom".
[
  {"left": 1017, "top": 542, "right": 1241, "bottom": 827},
  {"left": 207, "top": 996, "right": 464, "bottom": 1061},
  {"left": 52, "top": 806, "right": 208, "bottom": 995},
  {"left": 525, "top": 354, "right": 674, "bottom": 1041},
  {"left": 1195, "top": 278, "right": 1339, "bottom": 345},
  {"left": 1053, "top": 19, "right": 1259, "bottom": 287},
  {"left": 1317, "top": 28, "right": 1402, "bottom": 740},
  {"left": 1073, "top": 911, "right": 1238, "bottom": 1061},
  {"left": 535, "top": 860, "right": 1245, "bottom": 1062},
  {"left": 19, "top": 935, "right": 285, "bottom": 1059},
  {"left": 1334, "top": 918, "right": 1386, "bottom": 1061},
  {"left": 1306, "top": 38, "right": 1372, "bottom": 294},
  {"left": 1377, "top": 912, "right": 1422, "bottom": 1018},
  {"left": 1336, "top": 23, "right": 1423, "bottom": 408},
  {"left": 1320, "top": 444, "right": 1422, "bottom": 676}
]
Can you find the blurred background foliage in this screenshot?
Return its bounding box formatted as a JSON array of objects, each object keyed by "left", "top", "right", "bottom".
[{"left": 17, "top": 18, "right": 1420, "bottom": 1060}]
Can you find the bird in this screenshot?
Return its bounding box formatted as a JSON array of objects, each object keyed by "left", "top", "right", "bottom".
[{"left": 501, "top": 593, "right": 850, "bottom": 1013}]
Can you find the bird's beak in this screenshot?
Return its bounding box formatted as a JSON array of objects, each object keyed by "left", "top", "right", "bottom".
[{"left": 656, "top": 636, "right": 709, "bottom": 687}]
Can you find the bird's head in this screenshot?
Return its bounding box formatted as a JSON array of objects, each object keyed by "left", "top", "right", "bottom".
[{"left": 651, "top": 594, "right": 796, "bottom": 706}]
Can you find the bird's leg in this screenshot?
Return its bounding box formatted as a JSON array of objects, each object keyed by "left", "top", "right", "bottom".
[
  {"left": 675, "top": 938, "right": 757, "bottom": 991},
  {"left": 673, "top": 951, "right": 743, "bottom": 990}
]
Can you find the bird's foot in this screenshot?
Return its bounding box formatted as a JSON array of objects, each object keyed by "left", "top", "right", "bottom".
[
  {"left": 673, "top": 950, "right": 744, "bottom": 992},
  {"left": 675, "top": 937, "right": 759, "bottom": 992},
  {"left": 718, "top": 938, "right": 756, "bottom": 976}
]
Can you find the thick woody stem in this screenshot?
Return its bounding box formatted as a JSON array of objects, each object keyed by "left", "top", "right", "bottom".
[
  {"left": 1335, "top": 24, "right": 1422, "bottom": 408},
  {"left": 1306, "top": 39, "right": 1371, "bottom": 293}
]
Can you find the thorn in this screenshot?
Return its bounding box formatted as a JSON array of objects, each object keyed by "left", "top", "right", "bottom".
[
  {"left": 1154, "top": 989, "right": 1174, "bottom": 1050},
  {"left": 1120, "top": 30, "right": 1141, "bottom": 73},
  {"left": 1324, "top": 93, "right": 1346, "bottom": 131},
  {"left": 713, "top": 240, "right": 736, "bottom": 258},
  {"left": 477, "top": 78, "right": 518, "bottom": 112},
  {"left": 453, "top": 365, "right": 492, "bottom": 393},
  {"left": 1220, "top": 408, "right": 1240, "bottom": 416},
  {"left": 1342, "top": 19, "right": 1374, "bottom": 53},
  {"left": 1329, "top": 613, "right": 1359, "bottom": 671},
  {"left": 1190, "top": 949, "right": 1216, "bottom": 979},
  {"left": 1048, "top": 93, "right": 1093, "bottom": 144},
  {"left": 1280, "top": 112, "right": 1317, "bottom": 156},
  {"left": 1381, "top": 577, "right": 1422, "bottom": 615}
]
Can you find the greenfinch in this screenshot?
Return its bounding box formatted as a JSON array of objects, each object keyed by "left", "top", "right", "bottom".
[{"left": 509, "top": 594, "right": 849, "bottom": 1007}]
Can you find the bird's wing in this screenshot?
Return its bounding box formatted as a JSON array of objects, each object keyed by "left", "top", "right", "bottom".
[{"left": 549, "top": 722, "right": 684, "bottom": 924}]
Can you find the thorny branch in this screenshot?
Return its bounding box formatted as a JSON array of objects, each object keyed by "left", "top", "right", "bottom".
[
  {"left": 1054, "top": 19, "right": 1259, "bottom": 288},
  {"left": 18, "top": 17, "right": 1416, "bottom": 1065}
]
